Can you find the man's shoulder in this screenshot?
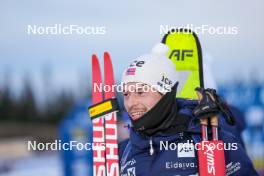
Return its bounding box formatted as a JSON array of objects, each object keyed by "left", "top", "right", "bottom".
[
  {"left": 175, "top": 98, "right": 198, "bottom": 119},
  {"left": 176, "top": 98, "right": 198, "bottom": 109}
]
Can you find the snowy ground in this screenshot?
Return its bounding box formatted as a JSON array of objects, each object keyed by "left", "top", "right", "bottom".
[{"left": 0, "top": 153, "right": 62, "bottom": 176}]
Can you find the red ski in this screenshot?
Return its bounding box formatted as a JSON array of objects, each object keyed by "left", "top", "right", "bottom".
[
  {"left": 91, "top": 55, "right": 106, "bottom": 176},
  {"left": 103, "top": 52, "right": 119, "bottom": 176},
  {"left": 89, "top": 52, "right": 119, "bottom": 176}
]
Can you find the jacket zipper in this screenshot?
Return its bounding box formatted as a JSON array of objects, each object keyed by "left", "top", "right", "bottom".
[{"left": 149, "top": 137, "right": 154, "bottom": 155}]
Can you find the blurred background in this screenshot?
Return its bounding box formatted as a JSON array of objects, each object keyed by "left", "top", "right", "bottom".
[{"left": 0, "top": 0, "right": 263, "bottom": 175}]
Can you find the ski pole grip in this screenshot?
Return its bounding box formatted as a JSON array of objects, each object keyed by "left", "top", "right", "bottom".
[
  {"left": 211, "top": 116, "right": 218, "bottom": 127},
  {"left": 196, "top": 90, "right": 208, "bottom": 126},
  {"left": 200, "top": 118, "right": 208, "bottom": 125},
  {"left": 206, "top": 92, "right": 219, "bottom": 127}
]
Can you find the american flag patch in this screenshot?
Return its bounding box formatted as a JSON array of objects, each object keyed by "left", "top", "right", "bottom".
[{"left": 126, "top": 68, "right": 136, "bottom": 75}]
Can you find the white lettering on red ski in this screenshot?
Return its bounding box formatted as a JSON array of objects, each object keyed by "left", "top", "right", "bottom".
[
  {"left": 107, "top": 162, "right": 120, "bottom": 176},
  {"left": 204, "top": 146, "right": 216, "bottom": 175},
  {"left": 105, "top": 112, "right": 119, "bottom": 176},
  {"left": 93, "top": 117, "right": 106, "bottom": 176},
  {"left": 93, "top": 165, "right": 106, "bottom": 176}
]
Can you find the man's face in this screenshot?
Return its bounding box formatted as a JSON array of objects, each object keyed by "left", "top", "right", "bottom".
[{"left": 123, "top": 82, "right": 162, "bottom": 121}]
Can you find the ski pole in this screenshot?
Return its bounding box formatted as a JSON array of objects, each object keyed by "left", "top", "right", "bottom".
[
  {"left": 196, "top": 91, "right": 209, "bottom": 141},
  {"left": 196, "top": 89, "right": 226, "bottom": 176},
  {"left": 211, "top": 116, "right": 218, "bottom": 141}
]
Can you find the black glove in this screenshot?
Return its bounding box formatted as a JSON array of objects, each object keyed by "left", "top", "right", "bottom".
[{"left": 193, "top": 87, "right": 235, "bottom": 126}]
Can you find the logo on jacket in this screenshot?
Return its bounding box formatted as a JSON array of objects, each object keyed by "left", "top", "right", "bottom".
[
  {"left": 127, "top": 167, "right": 136, "bottom": 176},
  {"left": 226, "top": 162, "right": 241, "bottom": 176},
  {"left": 166, "top": 161, "right": 197, "bottom": 170},
  {"left": 178, "top": 143, "right": 195, "bottom": 158},
  {"left": 121, "top": 159, "right": 136, "bottom": 176}
]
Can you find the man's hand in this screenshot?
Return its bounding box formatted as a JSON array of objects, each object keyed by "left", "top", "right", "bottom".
[
  {"left": 193, "top": 87, "right": 235, "bottom": 126},
  {"left": 193, "top": 88, "right": 220, "bottom": 119}
]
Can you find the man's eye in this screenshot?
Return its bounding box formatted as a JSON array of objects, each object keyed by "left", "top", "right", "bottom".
[{"left": 123, "top": 93, "right": 128, "bottom": 97}]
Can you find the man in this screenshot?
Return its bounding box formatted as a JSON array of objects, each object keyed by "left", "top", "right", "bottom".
[{"left": 118, "top": 43, "right": 258, "bottom": 176}]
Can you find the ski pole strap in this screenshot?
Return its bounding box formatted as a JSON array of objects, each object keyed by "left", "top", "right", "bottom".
[{"left": 88, "top": 97, "right": 119, "bottom": 120}]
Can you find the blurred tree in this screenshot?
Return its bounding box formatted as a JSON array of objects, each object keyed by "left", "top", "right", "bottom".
[
  {"left": 0, "top": 84, "right": 12, "bottom": 120},
  {"left": 43, "top": 89, "right": 75, "bottom": 123},
  {"left": 0, "top": 69, "right": 91, "bottom": 125},
  {"left": 0, "top": 71, "right": 14, "bottom": 120},
  {"left": 18, "top": 75, "right": 38, "bottom": 121}
]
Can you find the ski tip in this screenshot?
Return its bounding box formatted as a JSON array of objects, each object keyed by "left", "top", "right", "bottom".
[
  {"left": 92, "top": 54, "right": 99, "bottom": 61},
  {"left": 103, "top": 52, "right": 110, "bottom": 60}
]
